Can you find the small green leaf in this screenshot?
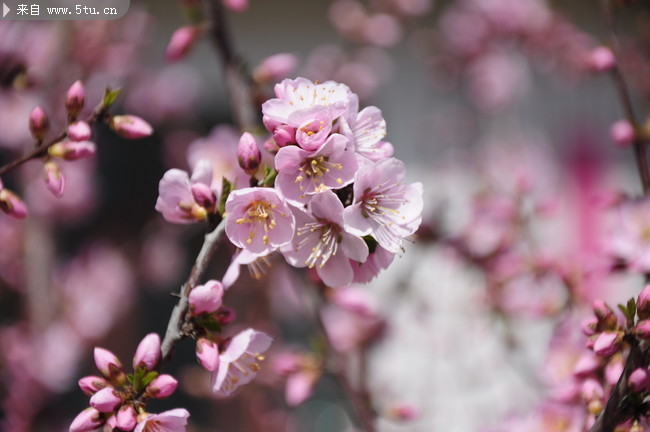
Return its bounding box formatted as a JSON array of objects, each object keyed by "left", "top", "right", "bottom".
[
  {"left": 101, "top": 87, "right": 122, "bottom": 109},
  {"left": 218, "top": 177, "right": 233, "bottom": 216},
  {"left": 628, "top": 297, "right": 637, "bottom": 319},
  {"left": 141, "top": 371, "right": 159, "bottom": 388},
  {"left": 126, "top": 374, "right": 134, "bottom": 385},
  {"left": 262, "top": 165, "right": 278, "bottom": 187},
  {"left": 200, "top": 314, "right": 222, "bottom": 333},
  {"left": 618, "top": 304, "right": 629, "bottom": 319}
]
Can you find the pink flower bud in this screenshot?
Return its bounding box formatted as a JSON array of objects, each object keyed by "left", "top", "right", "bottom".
[
  {"left": 634, "top": 320, "right": 650, "bottom": 339},
  {"left": 133, "top": 333, "right": 161, "bottom": 371},
  {"left": 68, "top": 121, "right": 92, "bottom": 141},
  {"left": 70, "top": 407, "right": 104, "bottom": 432},
  {"left": 253, "top": 53, "right": 298, "bottom": 84},
  {"left": 582, "top": 317, "right": 598, "bottom": 336},
  {"left": 43, "top": 161, "right": 65, "bottom": 198},
  {"left": 215, "top": 306, "right": 236, "bottom": 325},
  {"left": 78, "top": 375, "right": 109, "bottom": 396},
  {"left": 145, "top": 374, "right": 178, "bottom": 399},
  {"left": 593, "top": 331, "right": 622, "bottom": 357},
  {"left": 0, "top": 189, "right": 28, "bottom": 219},
  {"left": 90, "top": 387, "right": 122, "bottom": 413},
  {"left": 110, "top": 115, "right": 153, "bottom": 139},
  {"left": 48, "top": 140, "right": 96, "bottom": 161},
  {"left": 587, "top": 46, "right": 616, "bottom": 72},
  {"left": 29, "top": 106, "right": 49, "bottom": 140},
  {"left": 165, "top": 26, "right": 200, "bottom": 62},
  {"left": 593, "top": 300, "right": 617, "bottom": 330},
  {"left": 223, "top": 0, "right": 248, "bottom": 12},
  {"left": 573, "top": 352, "right": 601, "bottom": 377},
  {"left": 94, "top": 347, "right": 123, "bottom": 378},
  {"left": 263, "top": 137, "right": 280, "bottom": 154},
  {"left": 190, "top": 183, "right": 216, "bottom": 208},
  {"left": 196, "top": 337, "right": 220, "bottom": 371},
  {"left": 66, "top": 81, "right": 85, "bottom": 117},
  {"left": 581, "top": 378, "right": 604, "bottom": 401},
  {"left": 116, "top": 405, "right": 137, "bottom": 431},
  {"left": 273, "top": 125, "right": 297, "bottom": 147},
  {"left": 237, "top": 132, "right": 261, "bottom": 175},
  {"left": 628, "top": 368, "right": 650, "bottom": 392},
  {"left": 189, "top": 280, "right": 224, "bottom": 316},
  {"left": 610, "top": 120, "right": 635, "bottom": 147},
  {"left": 638, "top": 285, "right": 650, "bottom": 320}
]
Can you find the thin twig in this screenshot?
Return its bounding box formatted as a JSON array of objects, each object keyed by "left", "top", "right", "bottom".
[{"left": 160, "top": 219, "right": 226, "bottom": 362}]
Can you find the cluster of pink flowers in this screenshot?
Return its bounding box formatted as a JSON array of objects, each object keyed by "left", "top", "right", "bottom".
[{"left": 70, "top": 333, "right": 188, "bottom": 432}]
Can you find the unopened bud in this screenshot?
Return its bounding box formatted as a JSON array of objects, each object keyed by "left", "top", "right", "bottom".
[
  {"left": 89, "top": 387, "right": 122, "bottom": 413},
  {"left": 215, "top": 306, "right": 236, "bottom": 325},
  {"left": 48, "top": 140, "right": 96, "bottom": 161},
  {"left": 66, "top": 80, "right": 85, "bottom": 117},
  {"left": 586, "top": 46, "right": 616, "bottom": 73},
  {"left": 70, "top": 407, "right": 104, "bottom": 432},
  {"left": 628, "top": 368, "right": 650, "bottom": 392},
  {"left": 116, "top": 405, "right": 137, "bottom": 431},
  {"left": 196, "top": 337, "right": 220, "bottom": 371},
  {"left": 43, "top": 161, "right": 65, "bottom": 198},
  {"left": 191, "top": 183, "right": 216, "bottom": 208},
  {"left": 29, "top": 106, "right": 49, "bottom": 140},
  {"left": 94, "top": 347, "right": 123, "bottom": 379},
  {"left": 634, "top": 320, "right": 650, "bottom": 339},
  {"left": 273, "top": 125, "right": 297, "bottom": 147},
  {"left": 165, "top": 26, "right": 200, "bottom": 62},
  {"left": 593, "top": 300, "right": 618, "bottom": 330},
  {"left": 573, "top": 352, "right": 601, "bottom": 377},
  {"left": 145, "top": 374, "right": 178, "bottom": 399},
  {"left": 0, "top": 188, "right": 28, "bottom": 219},
  {"left": 67, "top": 121, "right": 92, "bottom": 141},
  {"left": 110, "top": 115, "right": 153, "bottom": 139},
  {"left": 253, "top": 53, "right": 298, "bottom": 84},
  {"left": 593, "top": 331, "right": 622, "bottom": 357},
  {"left": 263, "top": 137, "right": 280, "bottom": 154},
  {"left": 582, "top": 317, "right": 598, "bottom": 336},
  {"left": 189, "top": 280, "right": 224, "bottom": 316},
  {"left": 237, "top": 132, "right": 261, "bottom": 175},
  {"left": 133, "top": 333, "right": 161, "bottom": 371},
  {"left": 610, "top": 120, "right": 635, "bottom": 147},
  {"left": 78, "top": 376, "right": 109, "bottom": 396},
  {"left": 638, "top": 285, "right": 650, "bottom": 320}
]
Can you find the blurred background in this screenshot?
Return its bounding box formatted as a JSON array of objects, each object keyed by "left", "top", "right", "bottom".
[{"left": 2, "top": 0, "right": 650, "bottom": 431}]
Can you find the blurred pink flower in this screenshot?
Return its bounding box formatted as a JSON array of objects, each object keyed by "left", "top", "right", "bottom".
[{"left": 134, "top": 408, "right": 190, "bottom": 432}]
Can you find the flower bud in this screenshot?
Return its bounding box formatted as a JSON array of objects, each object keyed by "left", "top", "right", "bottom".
[
  {"left": 286, "top": 370, "right": 317, "bottom": 406},
  {"left": 593, "top": 331, "right": 622, "bottom": 357},
  {"left": 89, "top": 387, "right": 122, "bottom": 413},
  {"left": 196, "top": 337, "right": 220, "bottom": 371},
  {"left": 610, "top": 120, "right": 635, "bottom": 147},
  {"left": 586, "top": 46, "right": 616, "bottom": 73},
  {"left": 78, "top": 375, "right": 109, "bottom": 396},
  {"left": 0, "top": 188, "right": 28, "bottom": 219},
  {"left": 190, "top": 183, "right": 216, "bottom": 208},
  {"left": 593, "top": 300, "right": 618, "bottom": 330},
  {"left": 133, "top": 333, "right": 161, "bottom": 371},
  {"left": 94, "top": 347, "right": 123, "bottom": 379},
  {"left": 165, "top": 26, "right": 200, "bottom": 62},
  {"left": 581, "top": 378, "right": 605, "bottom": 402},
  {"left": 66, "top": 80, "right": 85, "bottom": 117},
  {"left": 110, "top": 115, "right": 153, "bottom": 139},
  {"left": 628, "top": 368, "right": 650, "bottom": 393},
  {"left": 215, "top": 306, "right": 236, "bottom": 325},
  {"left": 67, "top": 121, "right": 92, "bottom": 141},
  {"left": 48, "top": 140, "right": 96, "bottom": 161},
  {"left": 573, "top": 352, "right": 601, "bottom": 377},
  {"left": 43, "top": 161, "right": 65, "bottom": 198},
  {"left": 253, "top": 53, "right": 298, "bottom": 84},
  {"left": 237, "top": 132, "right": 261, "bottom": 175},
  {"left": 145, "top": 374, "right": 178, "bottom": 399},
  {"left": 29, "top": 106, "right": 49, "bottom": 140},
  {"left": 189, "top": 280, "right": 224, "bottom": 316},
  {"left": 70, "top": 407, "right": 104, "bottom": 432},
  {"left": 634, "top": 320, "right": 650, "bottom": 339},
  {"left": 273, "top": 125, "right": 297, "bottom": 147},
  {"left": 116, "top": 405, "right": 137, "bottom": 431},
  {"left": 263, "top": 137, "right": 280, "bottom": 154},
  {"left": 638, "top": 285, "right": 650, "bottom": 320},
  {"left": 582, "top": 317, "right": 598, "bottom": 336}
]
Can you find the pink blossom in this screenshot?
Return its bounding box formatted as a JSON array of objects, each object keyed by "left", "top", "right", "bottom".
[
  {"left": 90, "top": 387, "right": 122, "bottom": 413},
  {"left": 0, "top": 188, "right": 27, "bottom": 219},
  {"left": 252, "top": 53, "right": 298, "bottom": 84},
  {"left": 223, "top": 0, "right": 248, "bottom": 12},
  {"left": 282, "top": 191, "right": 369, "bottom": 287},
  {"left": 70, "top": 407, "right": 104, "bottom": 432},
  {"left": 341, "top": 105, "right": 393, "bottom": 161},
  {"left": 78, "top": 376, "right": 109, "bottom": 396},
  {"left": 639, "top": 285, "right": 650, "bottom": 319},
  {"left": 67, "top": 121, "right": 92, "bottom": 141},
  {"left": 155, "top": 159, "right": 216, "bottom": 224},
  {"left": 321, "top": 300, "right": 383, "bottom": 352},
  {"left": 29, "top": 106, "right": 48, "bottom": 140},
  {"left": 385, "top": 404, "right": 419, "bottom": 421},
  {"left": 146, "top": 374, "right": 178, "bottom": 398},
  {"left": 237, "top": 132, "right": 261, "bottom": 175},
  {"left": 610, "top": 120, "right": 635, "bottom": 147},
  {"left": 634, "top": 320, "right": 650, "bottom": 339},
  {"left": 343, "top": 158, "right": 423, "bottom": 253},
  {"left": 351, "top": 244, "right": 395, "bottom": 283},
  {"left": 133, "top": 333, "right": 161, "bottom": 371},
  {"left": 212, "top": 329, "right": 273, "bottom": 397},
  {"left": 285, "top": 370, "right": 318, "bottom": 406},
  {"left": 225, "top": 187, "right": 295, "bottom": 255},
  {"left": 593, "top": 332, "right": 621, "bottom": 357},
  {"left": 189, "top": 280, "right": 224, "bottom": 315},
  {"left": 586, "top": 46, "right": 616, "bottom": 72},
  {"left": 628, "top": 368, "right": 650, "bottom": 393},
  {"left": 48, "top": 140, "right": 96, "bottom": 161},
  {"left": 110, "top": 115, "right": 153, "bottom": 139},
  {"left": 572, "top": 352, "right": 601, "bottom": 377},
  {"left": 66, "top": 80, "right": 85, "bottom": 116},
  {"left": 116, "top": 405, "right": 137, "bottom": 431},
  {"left": 134, "top": 408, "right": 190, "bottom": 432},
  {"left": 165, "top": 26, "right": 200, "bottom": 62},
  {"left": 196, "top": 337, "right": 220, "bottom": 372},
  {"left": 275, "top": 134, "right": 357, "bottom": 204},
  {"left": 94, "top": 347, "right": 122, "bottom": 378},
  {"left": 43, "top": 161, "right": 65, "bottom": 198}
]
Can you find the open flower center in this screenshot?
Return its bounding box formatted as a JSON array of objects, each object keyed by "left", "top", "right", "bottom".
[
  {"left": 296, "top": 222, "right": 341, "bottom": 268},
  {"left": 236, "top": 200, "right": 278, "bottom": 245},
  {"left": 360, "top": 181, "right": 405, "bottom": 220},
  {"left": 221, "top": 352, "right": 266, "bottom": 393}
]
